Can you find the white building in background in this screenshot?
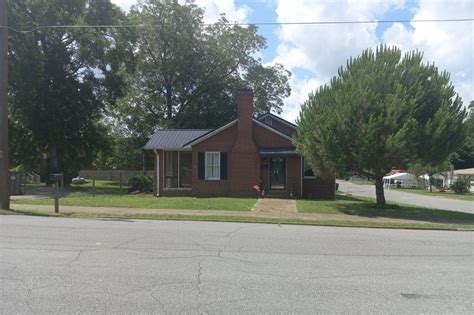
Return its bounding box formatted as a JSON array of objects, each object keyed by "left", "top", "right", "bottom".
[
  {"left": 453, "top": 168, "right": 474, "bottom": 192},
  {"left": 383, "top": 172, "right": 417, "bottom": 188},
  {"left": 383, "top": 168, "right": 474, "bottom": 192}
]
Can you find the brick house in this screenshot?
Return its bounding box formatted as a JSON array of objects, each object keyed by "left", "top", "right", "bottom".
[{"left": 144, "top": 89, "right": 335, "bottom": 199}]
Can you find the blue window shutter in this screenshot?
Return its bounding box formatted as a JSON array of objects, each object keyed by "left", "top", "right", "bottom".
[
  {"left": 198, "top": 152, "right": 205, "bottom": 180},
  {"left": 220, "top": 152, "right": 228, "bottom": 180}
]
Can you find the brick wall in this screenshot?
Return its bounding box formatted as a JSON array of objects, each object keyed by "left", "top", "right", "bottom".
[
  {"left": 152, "top": 89, "right": 333, "bottom": 200},
  {"left": 191, "top": 123, "right": 237, "bottom": 196},
  {"left": 189, "top": 99, "right": 299, "bottom": 197},
  {"left": 267, "top": 118, "right": 296, "bottom": 137},
  {"left": 229, "top": 90, "right": 260, "bottom": 196},
  {"left": 253, "top": 122, "right": 293, "bottom": 148},
  {"left": 287, "top": 157, "right": 302, "bottom": 197}
]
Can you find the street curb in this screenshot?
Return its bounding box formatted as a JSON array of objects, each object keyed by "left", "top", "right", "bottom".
[{"left": 2, "top": 210, "right": 472, "bottom": 232}]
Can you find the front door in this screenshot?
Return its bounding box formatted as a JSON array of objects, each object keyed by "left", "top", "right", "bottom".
[{"left": 269, "top": 157, "right": 286, "bottom": 190}]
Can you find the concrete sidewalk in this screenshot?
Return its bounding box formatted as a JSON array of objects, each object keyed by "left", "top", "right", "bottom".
[
  {"left": 338, "top": 180, "right": 474, "bottom": 214},
  {"left": 252, "top": 198, "right": 297, "bottom": 213},
  {"left": 8, "top": 203, "right": 446, "bottom": 226}
]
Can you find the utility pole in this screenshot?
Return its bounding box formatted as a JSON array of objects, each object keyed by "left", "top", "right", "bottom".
[{"left": 0, "top": 0, "right": 10, "bottom": 210}]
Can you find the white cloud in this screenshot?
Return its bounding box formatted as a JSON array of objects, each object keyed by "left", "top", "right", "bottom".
[
  {"left": 383, "top": 0, "right": 474, "bottom": 105},
  {"left": 281, "top": 77, "right": 322, "bottom": 123},
  {"left": 274, "top": 0, "right": 404, "bottom": 80},
  {"left": 111, "top": 0, "right": 250, "bottom": 23},
  {"left": 189, "top": 0, "right": 250, "bottom": 23},
  {"left": 273, "top": 0, "right": 473, "bottom": 120},
  {"left": 110, "top": 0, "right": 136, "bottom": 11}
]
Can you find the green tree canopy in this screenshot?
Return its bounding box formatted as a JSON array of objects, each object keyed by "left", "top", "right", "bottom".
[
  {"left": 294, "top": 46, "right": 467, "bottom": 205},
  {"left": 113, "top": 0, "right": 291, "bottom": 136},
  {"left": 8, "top": 0, "right": 133, "bottom": 181},
  {"left": 450, "top": 101, "right": 474, "bottom": 169}
]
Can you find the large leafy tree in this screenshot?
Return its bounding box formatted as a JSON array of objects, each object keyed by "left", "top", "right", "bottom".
[
  {"left": 8, "top": 0, "right": 133, "bottom": 181},
  {"left": 294, "top": 46, "right": 467, "bottom": 205},
  {"left": 451, "top": 101, "right": 474, "bottom": 169},
  {"left": 113, "top": 0, "right": 291, "bottom": 136}
]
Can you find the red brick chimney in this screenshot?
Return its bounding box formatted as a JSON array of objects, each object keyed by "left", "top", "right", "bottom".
[
  {"left": 235, "top": 88, "right": 254, "bottom": 146},
  {"left": 230, "top": 89, "right": 259, "bottom": 196}
]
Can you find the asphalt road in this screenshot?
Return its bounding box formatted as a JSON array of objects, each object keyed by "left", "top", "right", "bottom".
[
  {"left": 338, "top": 180, "right": 474, "bottom": 214},
  {"left": 1, "top": 216, "right": 472, "bottom": 314}
]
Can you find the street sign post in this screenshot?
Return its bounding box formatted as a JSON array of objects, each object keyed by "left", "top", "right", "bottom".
[
  {"left": 0, "top": 0, "right": 9, "bottom": 210},
  {"left": 50, "top": 174, "right": 63, "bottom": 213}
]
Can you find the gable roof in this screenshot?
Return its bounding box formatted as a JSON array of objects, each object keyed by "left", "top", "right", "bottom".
[
  {"left": 185, "top": 118, "right": 293, "bottom": 147},
  {"left": 252, "top": 119, "right": 293, "bottom": 141},
  {"left": 183, "top": 120, "right": 238, "bottom": 147},
  {"left": 145, "top": 113, "right": 295, "bottom": 150},
  {"left": 144, "top": 129, "right": 210, "bottom": 150},
  {"left": 258, "top": 112, "right": 297, "bottom": 129}
]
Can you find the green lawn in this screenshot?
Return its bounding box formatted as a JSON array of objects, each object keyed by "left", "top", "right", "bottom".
[
  {"left": 396, "top": 188, "right": 474, "bottom": 201},
  {"left": 297, "top": 194, "right": 474, "bottom": 223},
  {"left": 13, "top": 193, "right": 256, "bottom": 211},
  {"left": 18, "top": 179, "right": 256, "bottom": 211}
]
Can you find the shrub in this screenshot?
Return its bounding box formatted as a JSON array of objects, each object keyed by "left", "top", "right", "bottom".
[
  {"left": 450, "top": 179, "right": 470, "bottom": 194},
  {"left": 128, "top": 175, "right": 153, "bottom": 193}
]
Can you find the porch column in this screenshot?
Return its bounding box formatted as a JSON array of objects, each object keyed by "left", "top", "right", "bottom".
[
  {"left": 155, "top": 150, "right": 160, "bottom": 196},
  {"left": 300, "top": 156, "right": 303, "bottom": 198}
]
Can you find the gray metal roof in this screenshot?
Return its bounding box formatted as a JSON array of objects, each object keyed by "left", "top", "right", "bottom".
[{"left": 144, "top": 129, "right": 211, "bottom": 150}]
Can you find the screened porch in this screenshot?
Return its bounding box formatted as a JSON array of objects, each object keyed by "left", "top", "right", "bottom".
[{"left": 163, "top": 151, "right": 192, "bottom": 189}]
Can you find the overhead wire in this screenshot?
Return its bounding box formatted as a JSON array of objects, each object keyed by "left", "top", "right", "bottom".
[{"left": 1, "top": 18, "right": 473, "bottom": 34}]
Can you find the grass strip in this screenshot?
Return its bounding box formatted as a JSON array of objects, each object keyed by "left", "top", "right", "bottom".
[
  {"left": 297, "top": 194, "right": 474, "bottom": 223},
  {"left": 13, "top": 195, "right": 257, "bottom": 211}
]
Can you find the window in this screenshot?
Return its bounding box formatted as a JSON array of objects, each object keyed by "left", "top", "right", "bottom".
[
  {"left": 303, "top": 159, "right": 316, "bottom": 178},
  {"left": 205, "top": 152, "right": 220, "bottom": 180}
]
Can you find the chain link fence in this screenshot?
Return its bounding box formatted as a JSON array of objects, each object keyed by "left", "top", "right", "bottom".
[{"left": 79, "top": 170, "right": 154, "bottom": 183}]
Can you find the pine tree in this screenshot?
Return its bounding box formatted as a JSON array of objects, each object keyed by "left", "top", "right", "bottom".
[{"left": 294, "top": 46, "right": 467, "bottom": 205}]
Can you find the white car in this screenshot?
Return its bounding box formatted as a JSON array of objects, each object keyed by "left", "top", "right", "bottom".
[{"left": 71, "top": 176, "right": 85, "bottom": 184}]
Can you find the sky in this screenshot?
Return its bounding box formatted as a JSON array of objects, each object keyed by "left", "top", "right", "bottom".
[{"left": 111, "top": 0, "right": 474, "bottom": 122}]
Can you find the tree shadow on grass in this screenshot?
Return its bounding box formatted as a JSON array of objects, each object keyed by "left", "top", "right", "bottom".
[
  {"left": 335, "top": 194, "right": 366, "bottom": 202},
  {"left": 67, "top": 186, "right": 126, "bottom": 196},
  {"left": 332, "top": 197, "right": 474, "bottom": 224},
  {"left": 0, "top": 209, "right": 134, "bottom": 222},
  {"left": 1, "top": 209, "right": 57, "bottom": 217}
]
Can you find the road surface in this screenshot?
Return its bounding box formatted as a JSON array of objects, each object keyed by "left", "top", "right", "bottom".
[
  {"left": 338, "top": 180, "right": 474, "bottom": 214},
  {"left": 1, "top": 216, "right": 472, "bottom": 313}
]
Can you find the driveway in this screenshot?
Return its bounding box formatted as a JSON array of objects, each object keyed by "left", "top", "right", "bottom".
[
  {"left": 1, "top": 216, "right": 471, "bottom": 313},
  {"left": 338, "top": 180, "right": 474, "bottom": 214}
]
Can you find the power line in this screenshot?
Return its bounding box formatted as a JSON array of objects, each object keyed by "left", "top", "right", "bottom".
[{"left": 1, "top": 17, "right": 473, "bottom": 34}]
